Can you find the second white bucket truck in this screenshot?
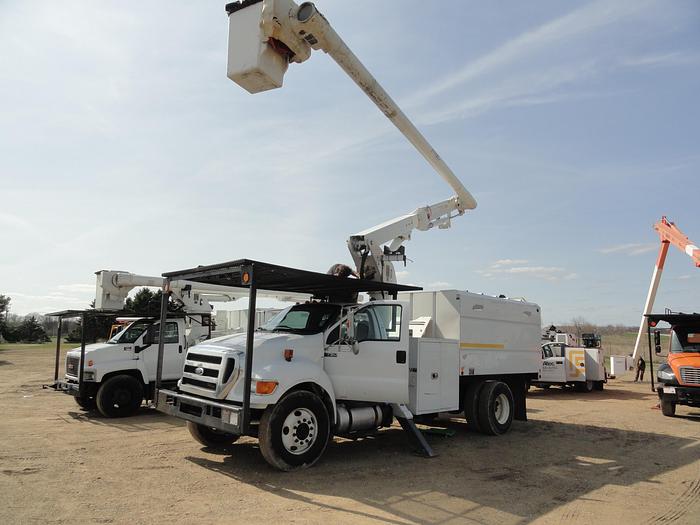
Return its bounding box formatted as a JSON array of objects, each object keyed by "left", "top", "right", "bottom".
[
  {"left": 53, "top": 270, "right": 297, "bottom": 417},
  {"left": 153, "top": 0, "right": 542, "bottom": 471}
]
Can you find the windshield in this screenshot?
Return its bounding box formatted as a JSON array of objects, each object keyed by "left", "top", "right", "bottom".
[
  {"left": 259, "top": 304, "right": 340, "bottom": 335},
  {"left": 108, "top": 320, "right": 151, "bottom": 344},
  {"left": 670, "top": 325, "right": 700, "bottom": 354}
]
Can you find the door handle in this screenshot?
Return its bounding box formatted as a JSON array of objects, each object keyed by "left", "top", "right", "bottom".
[
  {"left": 396, "top": 350, "right": 406, "bottom": 364},
  {"left": 179, "top": 345, "right": 183, "bottom": 354}
]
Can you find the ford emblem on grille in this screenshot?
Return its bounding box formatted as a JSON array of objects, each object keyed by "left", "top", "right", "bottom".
[{"left": 195, "top": 367, "right": 204, "bottom": 376}]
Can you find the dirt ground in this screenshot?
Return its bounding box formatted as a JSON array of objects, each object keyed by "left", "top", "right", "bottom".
[{"left": 1, "top": 345, "right": 699, "bottom": 525}]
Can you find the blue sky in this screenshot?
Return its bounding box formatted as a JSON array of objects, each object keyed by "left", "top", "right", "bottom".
[{"left": 0, "top": 0, "right": 698, "bottom": 325}]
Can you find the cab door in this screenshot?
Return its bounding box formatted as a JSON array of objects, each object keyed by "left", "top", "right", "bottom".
[
  {"left": 142, "top": 321, "right": 184, "bottom": 381},
  {"left": 323, "top": 302, "right": 409, "bottom": 404}
]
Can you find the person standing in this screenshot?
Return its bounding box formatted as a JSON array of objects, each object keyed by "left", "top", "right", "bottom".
[{"left": 634, "top": 356, "right": 646, "bottom": 382}]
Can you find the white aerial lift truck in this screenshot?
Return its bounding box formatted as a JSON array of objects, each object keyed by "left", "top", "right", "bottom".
[
  {"left": 50, "top": 270, "right": 303, "bottom": 417},
  {"left": 153, "top": 0, "right": 541, "bottom": 471}
]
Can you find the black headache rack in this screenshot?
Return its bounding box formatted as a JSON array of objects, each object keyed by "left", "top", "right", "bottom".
[
  {"left": 153, "top": 258, "right": 422, "bottom": 435},
  {"left": 43, "top": 309, "right": 124, "bottom": 398},
  {"left": 644, "top": 312, "right": 700, "bottom": 392}
]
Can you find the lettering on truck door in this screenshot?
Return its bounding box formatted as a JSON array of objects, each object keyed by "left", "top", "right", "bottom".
[{"left": 324, "top": 303, "right": 409, "bottom": 404}]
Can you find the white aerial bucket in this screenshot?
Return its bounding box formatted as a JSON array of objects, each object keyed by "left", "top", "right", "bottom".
[{"left": 226, "top": 0, "right": 289, "bottom": 93}]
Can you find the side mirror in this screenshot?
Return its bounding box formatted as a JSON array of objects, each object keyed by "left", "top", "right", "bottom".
[{"left": 654, "top": 330, "right": 661, "bottom": 355}]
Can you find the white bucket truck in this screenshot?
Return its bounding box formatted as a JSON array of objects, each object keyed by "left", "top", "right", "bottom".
[
  {"left": 152, "top": 0, "right": 541, "bottom": 470},
  {"left": 156, "top": 261, "right": 541, "bottom": 470},
  {"left": 51, "top": 270, "right": 300, "bottom": 417}
]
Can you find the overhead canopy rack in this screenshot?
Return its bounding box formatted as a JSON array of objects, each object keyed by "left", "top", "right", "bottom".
[{"left": 162, "top": 258, "right": 421, "bottom": 297}]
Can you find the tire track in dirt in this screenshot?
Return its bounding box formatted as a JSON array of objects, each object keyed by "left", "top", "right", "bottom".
[{"left": 647, "top": 477, "right": 700, "bottom": 523}]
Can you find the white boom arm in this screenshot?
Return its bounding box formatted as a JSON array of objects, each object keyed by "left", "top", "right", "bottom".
[
  {"left": 226, "top": 0, "right": 477, "bottom": 283},
  {"left": 95, "top": 270, "right": 308, "bottom": 312}
]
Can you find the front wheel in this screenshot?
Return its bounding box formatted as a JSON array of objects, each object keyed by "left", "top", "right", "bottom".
[
  {"left": 660, "top": 396, "right": 676, "bottom": 417},
  {"left": 187, "top": 422, "right": 239, "bottom": 448},
  {"left": 477, "top": 381, "right": 514, "bottom": 435},
  {"left": 95, "top": 375, "right": 143, "bottom": 418},
  {"left": 258, "top": 390, "right": 330, "bottom": 471},
  {"left": 75, "top": 395, "right": 96, "bottom": 410}
]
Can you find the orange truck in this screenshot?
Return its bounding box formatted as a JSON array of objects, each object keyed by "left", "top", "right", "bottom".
[{"left": 647, "top": 313, "right": 700, "bottom": 416}]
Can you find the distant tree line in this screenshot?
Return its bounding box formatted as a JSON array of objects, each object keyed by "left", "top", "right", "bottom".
[{"left": 0, "top": 288, "right": 171, "bottom": 345}]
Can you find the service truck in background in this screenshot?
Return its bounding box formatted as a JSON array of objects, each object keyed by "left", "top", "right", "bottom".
[
  {"left": 650, "top": 312, "right": 700, "bottom": 416},
  {"left": 57, "top": 270, "right": 303, "bottom": 417},
  {"left": 532, "top": 333, "right": 606, "bottom": 392}
]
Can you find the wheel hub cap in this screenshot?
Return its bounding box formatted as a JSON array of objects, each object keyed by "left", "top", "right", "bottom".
[{"left": 281, "top": 408, "right": 317, "bottom": 455}]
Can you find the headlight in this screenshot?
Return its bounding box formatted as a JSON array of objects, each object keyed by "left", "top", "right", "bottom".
[
  {"left": 657, "top": 367, "right": 676, "bottom": 382},
  {"left": 82, "top": 370, "right": 96, "bottom": 381}
]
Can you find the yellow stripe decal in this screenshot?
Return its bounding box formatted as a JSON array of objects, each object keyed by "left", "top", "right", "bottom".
[{"left": 460, "top": 342, "right": 505, "bottom": 349}]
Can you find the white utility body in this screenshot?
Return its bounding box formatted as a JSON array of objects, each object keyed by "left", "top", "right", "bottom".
[{"left": 154, "top": 0, "right": 542, "bottom": 471}]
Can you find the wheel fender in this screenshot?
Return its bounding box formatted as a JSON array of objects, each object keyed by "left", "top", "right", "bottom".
[{"left": 249, "top": 358, "right": 337, "bottom": 421}]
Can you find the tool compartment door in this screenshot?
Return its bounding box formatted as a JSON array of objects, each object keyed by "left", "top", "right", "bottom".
[
  {"left": 408, "top": 338, "right": 459, "bottom": 415},
  {"left": 584, "top": 348, "right": 605, "bottom": 381}
]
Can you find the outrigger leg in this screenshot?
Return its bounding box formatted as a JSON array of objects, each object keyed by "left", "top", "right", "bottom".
[{"left": 391, "top": 403, "right": 437, "bottom": 458}]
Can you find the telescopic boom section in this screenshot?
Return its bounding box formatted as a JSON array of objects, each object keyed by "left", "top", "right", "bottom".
[
  {"left": 632, "top": 216, "right": 699, "bottom": 361},
  {"left": 225, "top": 0, "right": 477, "bottom": 284}
]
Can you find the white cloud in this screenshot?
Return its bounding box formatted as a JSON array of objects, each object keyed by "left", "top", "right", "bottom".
[
  {"left": 425, "top": 281, "right": 451, "bottom": 290},
  {"left": 56, "top": 284, "right": 95, "bottom": 294},
  {"left": 478, "top": 260, "right": 578, "bottom": 282},
  {"left": 621, "top": 51, "right": 700, "bottom": 68},
  {"left": 598, "top": 243, "right": 657, "bottom": 256}
]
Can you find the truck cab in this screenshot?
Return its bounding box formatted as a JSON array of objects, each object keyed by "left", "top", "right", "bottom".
[
  {"left": 62, "top": 317, "right": 194, "bottom": 417},
  {"left": 651, "top": 313, "right": 700, "bottom": 416}
]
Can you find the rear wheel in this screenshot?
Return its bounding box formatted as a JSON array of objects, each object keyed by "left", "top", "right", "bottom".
[
  {"left": 594, "top": 381, "right": 605, "bottom": 391},
  {"left": 463, "top": 381, "right": 485, "bottom": 433},
  {"left": 187, "top": 422, "right": 239, "bottom": 448},
  {"left": 258, "top": 390, "right": 330, "bottom": 471},
  {"left": 574, "top": 381, "right": 594, "bottom": 393},
  {"left": 96, "top": 375, "right": 143, "bottom": 418},
  {"left": 660, "top": 396, "right": 676, "bottom": 417},
  {"left": 477, "top": 381, "right": 514, "bottom": 435}
]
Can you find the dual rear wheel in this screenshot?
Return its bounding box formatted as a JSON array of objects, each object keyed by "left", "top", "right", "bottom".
[{"left": 464, "top": 380, "right": 515, "bottom": 435}]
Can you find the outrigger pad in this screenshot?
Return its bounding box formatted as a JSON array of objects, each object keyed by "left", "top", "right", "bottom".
[{"left": 396, "top": 417, "right": 438, "bottom": 458}]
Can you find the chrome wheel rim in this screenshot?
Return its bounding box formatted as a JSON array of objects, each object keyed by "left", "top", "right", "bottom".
[
  {"left": 494, "top": 393, "right": 510, "bottom": 425},
  {"left": 281, "top": 408, "right": 317, "bottom": 455}
]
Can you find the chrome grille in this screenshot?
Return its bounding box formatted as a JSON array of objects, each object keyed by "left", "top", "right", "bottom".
[
  {"left": 680, "top": 367, "right": 700, "bottom": 385},
  {"left": 66, "top": 356, "right": 79, "bottom": 377},
  {"left": 181, "top": 349, "right": 237, "bottom": 397}
]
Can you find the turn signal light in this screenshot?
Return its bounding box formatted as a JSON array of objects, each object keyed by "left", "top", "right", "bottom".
[
  {"left": 284, "top": 349, "right": 294, "bottom": 362},
  {"left": 255, "top": 380, "right": 278, "bottom": 395},
  {"left": 649, "top": 321, "right": 657, "bottom": 327},
  {"left": 87, "top": 360, "right": 94, "bottom": 367}
]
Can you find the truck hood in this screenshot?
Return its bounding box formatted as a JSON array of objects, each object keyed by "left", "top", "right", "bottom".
[
  {"left": 669, "top": 354, "right": 700, "bottom": 370},
  {"left": 191, "top": 331, "right": 322, "bottom": 360},
  {"left": 66, "top": 342, "right": 119, "bottom": 359}
]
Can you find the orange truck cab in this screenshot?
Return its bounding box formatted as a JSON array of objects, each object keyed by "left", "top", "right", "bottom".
[{"left": 647, "top": 313, "right": 700, "bottom": 416}]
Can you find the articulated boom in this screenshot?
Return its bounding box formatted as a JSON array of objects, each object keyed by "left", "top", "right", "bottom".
[{"left": 226, "top": 0, "right": 477, "bottom": 285}]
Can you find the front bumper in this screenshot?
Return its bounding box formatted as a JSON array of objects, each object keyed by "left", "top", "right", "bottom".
[
  {"left": 657, "top": 385, "right": 700, "bottom": 406},
  {"left": 156, "top": 389, "right": 243, "bottom": 435},
  {"left": 45, "top": 379, "right": 80, "bottom": 397}
]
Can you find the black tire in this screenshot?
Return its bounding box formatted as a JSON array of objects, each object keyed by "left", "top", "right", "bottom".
[
  {"left": 477, "top": 381, "right": 514, "bottom": 436},
  {"left": 574, "top": 381, "right": 594, "bottom": 393},
  {"left": 463, "top": 381, "right": 485, "bottom": 433},
  {"left": 96, "top": 375, "right": 143, "bottom": 418},
  {"left": 187, "top": 421, "right": 239, "bottom": 448},
  {"left": 74, "top": 396, "right": 96, "bottom": 410},
  {"left": 258, "top": 390, "right": 330, "bottom": 471},
  {"left": 660, "top": 396, "right": 676, "bottom": 417},
  {"left": 595, "top": 381, "right": 604, "bottom": 391}
]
